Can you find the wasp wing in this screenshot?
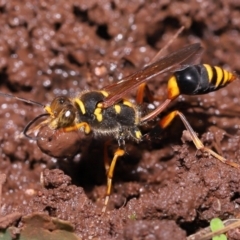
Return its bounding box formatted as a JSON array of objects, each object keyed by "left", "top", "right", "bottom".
[{"left": 102, "top": 43, "right": 203, "bottom": 108}]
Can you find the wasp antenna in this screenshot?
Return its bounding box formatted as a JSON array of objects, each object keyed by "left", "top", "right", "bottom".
[
  {"left": 23, "top": 113, "right": 50, "bottom": 140},
  {"left": 0, "top": 92, "right": 45, "bottom": 108}
]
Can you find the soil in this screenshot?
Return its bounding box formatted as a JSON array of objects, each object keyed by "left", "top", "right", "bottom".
[{"left": 0, "top": 0, "right": 240, "bottom": 239}]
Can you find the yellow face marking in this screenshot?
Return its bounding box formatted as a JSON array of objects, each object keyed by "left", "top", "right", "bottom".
[
  {"left": 100, "top": 91, "right": 109, "bottom": 97},
  {"left": 123, "top": 100, "right": 133, "bottom": 108},
  {"left": 94, "top": 107, "right": 103, "bottom": 122},
  {"left": 214, "top": 66, "right": 224, "bottom": 87},
  {"left": 167, "top": 76, "right": 180, "bottom": 99},
  {"left": 44, "top": 105, "right": 54, "bottom": 116},
  {"left": 135, "top": 130, "right": 142, "bottom": 139},
  {"left": 114, "top": 104, "right": 121, "bottom": 114},
  {"left": 203, "top": 64, "right": 213, "bottom": 83},
  {"left": 75, "top": 99, "right": 86, "bottom": 114}
]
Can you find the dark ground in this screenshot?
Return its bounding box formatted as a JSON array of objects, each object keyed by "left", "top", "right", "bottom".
[{"left": 0, "top": 0, "right": 240, "bottom": 239}]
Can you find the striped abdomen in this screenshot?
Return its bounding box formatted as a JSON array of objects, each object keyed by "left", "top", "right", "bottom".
[{"left": 167, "top": 64, "right": 236, "bottom": 99}]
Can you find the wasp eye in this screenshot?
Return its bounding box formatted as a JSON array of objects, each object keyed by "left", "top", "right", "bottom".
[
  {"left": 50, "top": 96, "right": 73, "bottom": 117},
  {"left": 58, "top": 97, "right": 66, "bottom": 104}
]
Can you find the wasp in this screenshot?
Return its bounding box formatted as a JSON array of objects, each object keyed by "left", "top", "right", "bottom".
[{"left": 0, "top": 42, "right": 238, "bottom": 213}]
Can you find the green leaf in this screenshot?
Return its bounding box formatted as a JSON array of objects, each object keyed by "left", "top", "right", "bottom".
[
  {"left": 210, "top": 218, "right": 227, "bottom": 240},
  {"left": 210, "top": 218, "right": 225, "bottom": 232},
  {"left": 212, "top": 234, "right": 227, "bottom": 240},
  {"left": 0, "top": 228, "right": 12, "bottom": 240}
]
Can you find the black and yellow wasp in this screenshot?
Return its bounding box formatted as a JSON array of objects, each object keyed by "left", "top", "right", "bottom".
[{"left": 0, "top": 42, "right": 238, "bottom": 212}]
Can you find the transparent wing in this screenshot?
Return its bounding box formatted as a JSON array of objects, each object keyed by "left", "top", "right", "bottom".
[{"left": 102, "top": 43, "right": 203, "bottom": 107}]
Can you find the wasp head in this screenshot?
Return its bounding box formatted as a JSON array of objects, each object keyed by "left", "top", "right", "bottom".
[{"left": 46, "top": 96, "right": 76, "bottom": 129}]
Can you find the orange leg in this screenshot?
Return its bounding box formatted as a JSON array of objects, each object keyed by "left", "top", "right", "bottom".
[
  {"left": 102, "top": 148, "right": 125, "bottom": 213},
  {"left": 104, "top": 140, "right": 112, "bottom": 173},
  {"left": 160, "top": 111, "right": 240, "bottom": 169},
  {"left": 136, "top": 82, "right": 167, "bottom": 104},
  {"left": 136, "top": 83, "right": 154, "bottom": 104},
  {"left": 61, "top": 122, "right": 91, "bottom": 134},
  {"left": 136, "top": 79, "right": 174, "bottom": 123},
  {"left": 141, "top": 98, "right": 172, "bottom": 122}
]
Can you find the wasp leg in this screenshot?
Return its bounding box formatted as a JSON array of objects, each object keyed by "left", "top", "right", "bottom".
[
  {"left": 104, "top": 140, "right": 112, "bottom": 173},
  {"left": 23, "top": 114, "right": 50, "bottom": 140},
  {"left": 160, "top": 110, "right": 240, "bottom": 169},
  {"left": 102, "top": 148, "right": 125, "bottom": 213},
  {"left": 136, "top": 82, "right": 166, "bottom": 104},
  {"left": 136, "top": 83, "right": 154, "bottom": 104},
  {"left": 141, "top": 98, "right": 172, "bottom": 122},
  {"left": 136, "top": 83, "right": 152, "bottom": 104},
  {"left": 61, "top": 122, "right": 91, "bottom": 134}
]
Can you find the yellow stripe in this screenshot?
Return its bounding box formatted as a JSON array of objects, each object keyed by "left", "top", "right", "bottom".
[
  {"left": 100, "top": 91, "right": 109, "bottom": 97},
  {"left": 135, "top": 130, "right": 142, "bottom": 139},
  {"left": 203, "top": 64, "right": 213, "bottom": 83},
  {"left": 123, "top": 100, "right": 133, "bottom": 108},
  {"left": 214, "top": 66, "right": 224, "bottom": 87},
  {"left": 97, "top": 102, "right": 103, "bottom": 108},
  {"left": 94, "top": 107, "right": 103, "bottom": 122},
  {"left": 222, "top": 69, "right": 229, "bottom": 85},
  {"left": 114, "top": 105, "right": 121, "bottom": 114},
  {"left": 167, "top": 76, "right": 180, "bottom": 99},
  {"left": 75, "top": 99, "right": 86, "bottom": 114}
]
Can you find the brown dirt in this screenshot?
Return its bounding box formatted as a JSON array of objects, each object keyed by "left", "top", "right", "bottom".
[{"left": 0, "top": 0, "right": 240, "bottom": 239}]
